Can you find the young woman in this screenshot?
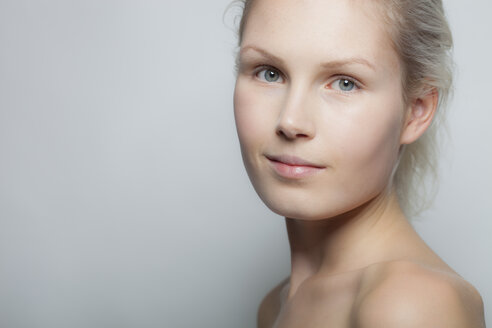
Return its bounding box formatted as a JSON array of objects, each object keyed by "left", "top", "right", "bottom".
[{"left": 231, "top": 0, "right": 486, "bottom": 327}]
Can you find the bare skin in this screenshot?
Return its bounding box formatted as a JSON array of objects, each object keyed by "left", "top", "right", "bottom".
[
  {"left": 233, "top": 0, "right": 485, "bottom": 326},
  {"left": 257, "top": 192, "right": 485, "bottom": 327}
]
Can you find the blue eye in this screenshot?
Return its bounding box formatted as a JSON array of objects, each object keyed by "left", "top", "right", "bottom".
[
  {"left": 257, "top": 68, "right": 283, "bottom": 83},
  {"left": 329, "top": 78, "right": 359, "bottom": 92},
  {"left": 339, "top": 79, "right": 355, "bottom": 91}
]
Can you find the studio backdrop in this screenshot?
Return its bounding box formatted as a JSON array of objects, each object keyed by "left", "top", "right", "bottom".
[{"left": 0, "top": 0, "right": 490, "bottom": 327}]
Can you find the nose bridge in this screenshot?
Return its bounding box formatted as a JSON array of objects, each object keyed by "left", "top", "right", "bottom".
[{"left": 276, "top": 81, "right": 316, "bottom": 139}]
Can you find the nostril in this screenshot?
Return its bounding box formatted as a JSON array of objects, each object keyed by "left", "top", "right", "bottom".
[
  {"left": 276, "top": 129, "right": 292, "bottom": 139},
  {"left": 276, "top": 129, "right": 308, "bottom": 139}
]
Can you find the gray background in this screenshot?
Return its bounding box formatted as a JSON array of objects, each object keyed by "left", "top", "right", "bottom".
[{"left": 0, "top": 0, "right": 490, "bottom": 327}]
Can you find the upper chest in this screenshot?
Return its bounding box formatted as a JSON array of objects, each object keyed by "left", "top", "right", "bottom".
[{"left": 271, "top": 272, "right": 365, "bottom": 328}]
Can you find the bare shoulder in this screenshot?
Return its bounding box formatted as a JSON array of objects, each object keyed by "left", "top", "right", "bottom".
[
  {"left": 257, "top": 277, "right": 289, "bottom": 328},
  {"left": 352, "top": 260, "right": 485, "bottom": 328}
]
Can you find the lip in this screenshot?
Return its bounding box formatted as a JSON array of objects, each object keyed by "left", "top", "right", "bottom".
[{"left": 265, "top": 154, "right": 325, "bottom": 179}]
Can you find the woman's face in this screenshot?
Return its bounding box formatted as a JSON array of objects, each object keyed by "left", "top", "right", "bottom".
[{"left": 234, "top": 0, "right": 407, "bottom": 220}]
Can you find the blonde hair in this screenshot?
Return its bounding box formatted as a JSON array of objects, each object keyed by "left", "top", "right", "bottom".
[{"left": 227, "top": 0, "right": 454, "bottom": 219}]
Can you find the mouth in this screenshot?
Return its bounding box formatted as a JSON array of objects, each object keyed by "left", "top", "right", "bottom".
[{"left": 265, "top": 154, "right": 325, "bottom": 179}]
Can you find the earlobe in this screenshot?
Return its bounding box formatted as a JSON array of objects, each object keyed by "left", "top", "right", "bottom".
[{"left": 399, "top": 89, "right": 438, "bottom": 145}]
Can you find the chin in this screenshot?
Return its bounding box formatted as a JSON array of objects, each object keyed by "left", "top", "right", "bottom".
[
  {"left": 253, "top": 177, "right": 385, "bottom": 221},
  {"left": 256, "top": 188, "right": 350, "bottom": 221}
]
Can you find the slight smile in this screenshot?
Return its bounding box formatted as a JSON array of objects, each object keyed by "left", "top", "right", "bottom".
[{"left": 265, "top": 154, "right": 326, "bottom": 179}]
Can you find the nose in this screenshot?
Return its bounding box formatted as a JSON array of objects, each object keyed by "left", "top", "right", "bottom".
[{"left": 275, "top": 86, "right": 316, "bottom": 140}]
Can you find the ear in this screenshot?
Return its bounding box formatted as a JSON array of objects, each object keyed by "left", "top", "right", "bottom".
[{"left": 399, "top": 88, "right": 438, "bottom": 145}]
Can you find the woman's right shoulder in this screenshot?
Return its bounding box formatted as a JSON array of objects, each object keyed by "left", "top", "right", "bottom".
[
  {"left": 352, "top": 260, "right": 485, "bottom": 328},
  {"left": 257, "top": 277, "right": 289, "bottom": 328}
]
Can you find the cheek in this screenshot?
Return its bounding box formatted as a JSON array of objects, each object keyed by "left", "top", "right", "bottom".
[
  {"left": 233, "top": 80, "right": 282, "bottom": 205},
  {"left": 330, "top": 98, "right": 403, "bottom": 192},
  {"left": 233, "top": 80, "right": 277, "bottom": 150},
  {"left": 233, "top": 81, "right": 270, "bottom": 176},
  {"left": 233, "top": 85, "right": 257, "bottom": 145}
]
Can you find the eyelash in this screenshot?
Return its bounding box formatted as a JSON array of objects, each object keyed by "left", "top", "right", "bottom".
[{"left": 252, "top": 65, "right": 362, "bottom": 94}]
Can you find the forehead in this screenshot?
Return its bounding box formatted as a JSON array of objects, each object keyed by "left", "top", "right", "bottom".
[{"left": 241, "top": 0, "right": 399, "bottom": 72}]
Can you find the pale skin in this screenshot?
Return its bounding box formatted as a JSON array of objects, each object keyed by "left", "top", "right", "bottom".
[{"left": 233, "top": 0, "right": 485, "bottom": 327}]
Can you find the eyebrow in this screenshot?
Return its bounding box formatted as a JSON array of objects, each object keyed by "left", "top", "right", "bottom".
[{"left": 239, "top": 45, "right": 376, "bottom": 71}]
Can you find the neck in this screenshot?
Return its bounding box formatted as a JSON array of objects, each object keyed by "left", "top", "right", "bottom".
[{"left": 284, "top": 188, "right": 413, "bottom": 299}]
